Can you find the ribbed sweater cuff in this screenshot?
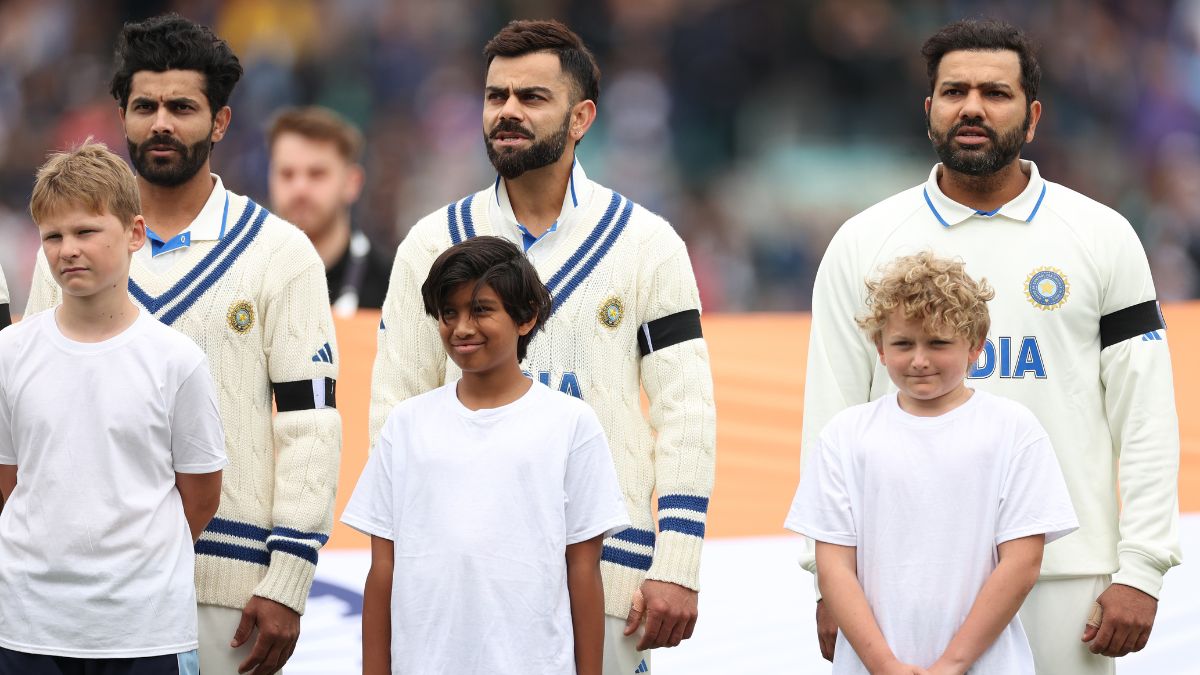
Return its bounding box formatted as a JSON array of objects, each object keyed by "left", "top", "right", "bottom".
[
  {"left": 602, "top": 563, "right": 645, "bottom": 619},
  {"left": 645, "top": 531, "right": 703, "bottom": 591},
  {"left": 195, "top": 556, "right": 264, "bottom": 611},
  {"left": 253, "top": 551, "right": 317, "bottom": 614}
]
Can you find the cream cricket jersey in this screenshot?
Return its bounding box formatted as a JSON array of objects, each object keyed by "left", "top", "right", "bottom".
[{"left": 800, "top": 160, "right": 1181, "bottom": 597}]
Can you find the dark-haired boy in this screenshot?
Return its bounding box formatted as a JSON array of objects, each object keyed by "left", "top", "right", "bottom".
[
  {"left": 343, "top": 236, "right": 629, "bottom": 675},
  {"left": 24, "top": 14, "right": 340, "bottom": 675},
  {"left": 370, "top": 20, "right": 716, "bottom": 672}
]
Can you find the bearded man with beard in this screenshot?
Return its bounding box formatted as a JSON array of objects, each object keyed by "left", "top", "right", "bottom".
[
  {"left": 794, "top": 18, "right": 1180, "bottom": 675},
  {"left": 368, "top": 19, "right": 715, "bottom": 675},
  {"left": 25, "top": 14, "right": 341, "bottom": 675}
]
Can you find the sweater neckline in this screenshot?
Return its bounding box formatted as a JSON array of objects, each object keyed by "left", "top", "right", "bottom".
[{"left": 472, "top": 184, "right": 634, "bottom": 316}]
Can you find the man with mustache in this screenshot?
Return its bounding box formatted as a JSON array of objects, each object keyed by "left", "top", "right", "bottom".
[
  {"left": 25, "top": 14, "right": 341, "bottom": 675},
  {"left": 369, "top": 19, "right": 715, "bottom": 675},
  {"left": 795, "top": 18, "right": 1181, "bottom": 674}
]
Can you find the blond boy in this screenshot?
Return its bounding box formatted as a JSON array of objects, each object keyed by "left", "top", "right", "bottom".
[
  {"left": 0, "top": 142, "right": 225, "bottom": 674},
  {"left": 786, "top": 252, "right": 1078, "bottom": 675}
]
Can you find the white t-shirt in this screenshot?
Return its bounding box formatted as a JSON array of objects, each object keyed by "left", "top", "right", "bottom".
[
  {"left": 342, "top": 380, "right": 630, "bottom": 675},
  {"left": 0, "top": 308, "right": 227, "bottom": 658},
  {"left": 785, "top": 390, "right": 1078, "bottom": 675}
]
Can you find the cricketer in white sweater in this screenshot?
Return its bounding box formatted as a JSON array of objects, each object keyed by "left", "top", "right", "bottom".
[
  {"left": 800, "top": 160, "right": 1181, "bottom": 597},
  {"left": 24, "top": 178, "right": 341, "bottom": 615},
  {"left": 370, "top": 161, "right": 717, "bottom": 619}
]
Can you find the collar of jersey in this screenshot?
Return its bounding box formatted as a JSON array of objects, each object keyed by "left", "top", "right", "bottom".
[
  {"left": 488, "top": 156, "right": 593, "bottom": 249},
  {"left": 144, "top": 174, "right": 229, "bottom": 257},
  {"left": 923, "top": 160, "right": 1047, "bottom": 228}
]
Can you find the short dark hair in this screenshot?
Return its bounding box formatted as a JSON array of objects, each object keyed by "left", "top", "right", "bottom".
[
  {"left": 921, "top": 19, "right": 1041, "bottom": 103},
  {"left": 483, "top": 19, "right": 600, "bottom": 105},
  {"left": 421, "top": 236, "right": 552, "bottom": 362},
  {"left": 110, "top": 13, "right": 243, "bottom": 113},
  {"left": 268, "top": 106, "right": 364, "bottom": 162}
]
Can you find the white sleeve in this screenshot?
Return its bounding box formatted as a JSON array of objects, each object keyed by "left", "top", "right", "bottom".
[
  {"left": 996, "top": 432, "right": 1079, "bottom": 546},
  {"left": 798, "top": 227, "right": 877, "bottom": 574},
  {"left": 564, "top": 408, "right": 630, "bottom": 545},
  {"left": 170, "top": 359, "right": 228, "bottom": 473},
  {"left": 784, "top": 435, "right": 857, "bottom": 547},
  {"left": 340, "top": 416, "right": 398, "bottom": 541},
  {"left": 368, "top": 224, "right": 447, "bottom": 449},
  {"left": 1096, "top": 222, "right": 1181, "bottom": 598},
  {"left": 0, "top": 354, "right": 12, "bottom": 465}
]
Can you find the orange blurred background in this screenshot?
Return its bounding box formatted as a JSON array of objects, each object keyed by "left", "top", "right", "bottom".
[{"left": 328, "top": 303, "right": 1200, "bottom": 549}]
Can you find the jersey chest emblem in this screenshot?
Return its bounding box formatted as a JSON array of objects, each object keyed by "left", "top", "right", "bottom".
[
  {"left": 227, "top": 300, "right": 256, "bottom": 333},
  {"left": 1025, "top": 267, "right": 1069, "bottom": 310},
  {"left": 598, "top": 296, "right": 624, "bottom": 329}
]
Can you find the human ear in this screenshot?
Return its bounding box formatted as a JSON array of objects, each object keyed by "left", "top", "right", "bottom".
[
  {"left": 1025, "top": 99, "right": 1042, "bottom": 143},
  {"left": 211, "top": 106, "right": 232, "bottom": 142},
  {"left": 128, "top": 215, "right": 147, "bottom": 253},
  {"left": 570, "top": 99, "right": 597, "bottom": 141},
  {"left": 968, "top": 338, "right": 985, "bottom": 363},
  {"left": 516, "top": 315, "right": 538, "bottom": 337}
]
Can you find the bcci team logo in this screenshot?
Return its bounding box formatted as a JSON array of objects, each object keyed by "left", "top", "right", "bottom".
[
  {"left": 227, "top": 300, "right": 256, "bottom": 333},
  {"left": 1025, "top": 267, "right": 1069, "bottom": 310},
  {"left": 598, "top": 296, "right": 624, "bottom": 329}
]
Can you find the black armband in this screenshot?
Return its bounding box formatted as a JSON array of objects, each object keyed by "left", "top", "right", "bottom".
[
  {"left": 273, "top": 377, "right": 337, "bottom": 411},
  {"left": 636, "top": 309, "right": 703, "bottom": 357},
  {"left": 1099, "top": 300, "right": 1165, "bottom": 349}
]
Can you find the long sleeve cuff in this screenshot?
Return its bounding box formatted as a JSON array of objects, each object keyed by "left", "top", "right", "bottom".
[
  {"left": 1111, "top": 550, "right": 1170, "bottom": 599},
  {"left": 645, "top": 530, "right": 704, "bottom": 591},
  {"left": 253, "top": 550, "right": 318, "bottom": 614}
]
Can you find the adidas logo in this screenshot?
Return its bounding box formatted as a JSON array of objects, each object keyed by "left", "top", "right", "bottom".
[
  {"left": 635, "top": 659, "right": 648, "bottom": 674},
  {"left": 311, "top": 342, "right": 334, "bottom": 364},
  {"left": 1141, "top": 331, "right": 1163, "bottom": 341}
]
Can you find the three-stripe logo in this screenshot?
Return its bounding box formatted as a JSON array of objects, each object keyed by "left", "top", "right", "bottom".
[{"left": 311, "top": 342, "right": 334, "bottom": 363}]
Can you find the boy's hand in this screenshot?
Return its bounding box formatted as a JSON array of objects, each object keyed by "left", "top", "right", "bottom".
[
  {"left": 233, "top": 596, "right": 301, "bottom": 674},
  {"left": 1081, "top": 583, "right": 1157, "bottom": 657},
  {"left": 816, "top": 599, "right": 837, "bottom": 661},
  {"left": 623, "top": 580, "right": 698, "bottom": 650}
]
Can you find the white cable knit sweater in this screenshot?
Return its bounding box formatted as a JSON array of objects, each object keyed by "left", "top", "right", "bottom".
[
  {"left": 25, "top": 188, "right": 341, "bottom": 614},
  {"left": 369, "top": 179, "right": 717, "bottom": 618}
]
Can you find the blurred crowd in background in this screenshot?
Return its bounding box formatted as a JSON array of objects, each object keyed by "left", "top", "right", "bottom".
[{"left": 1, "top": 0, "right": 1199, "bottom": 311}]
